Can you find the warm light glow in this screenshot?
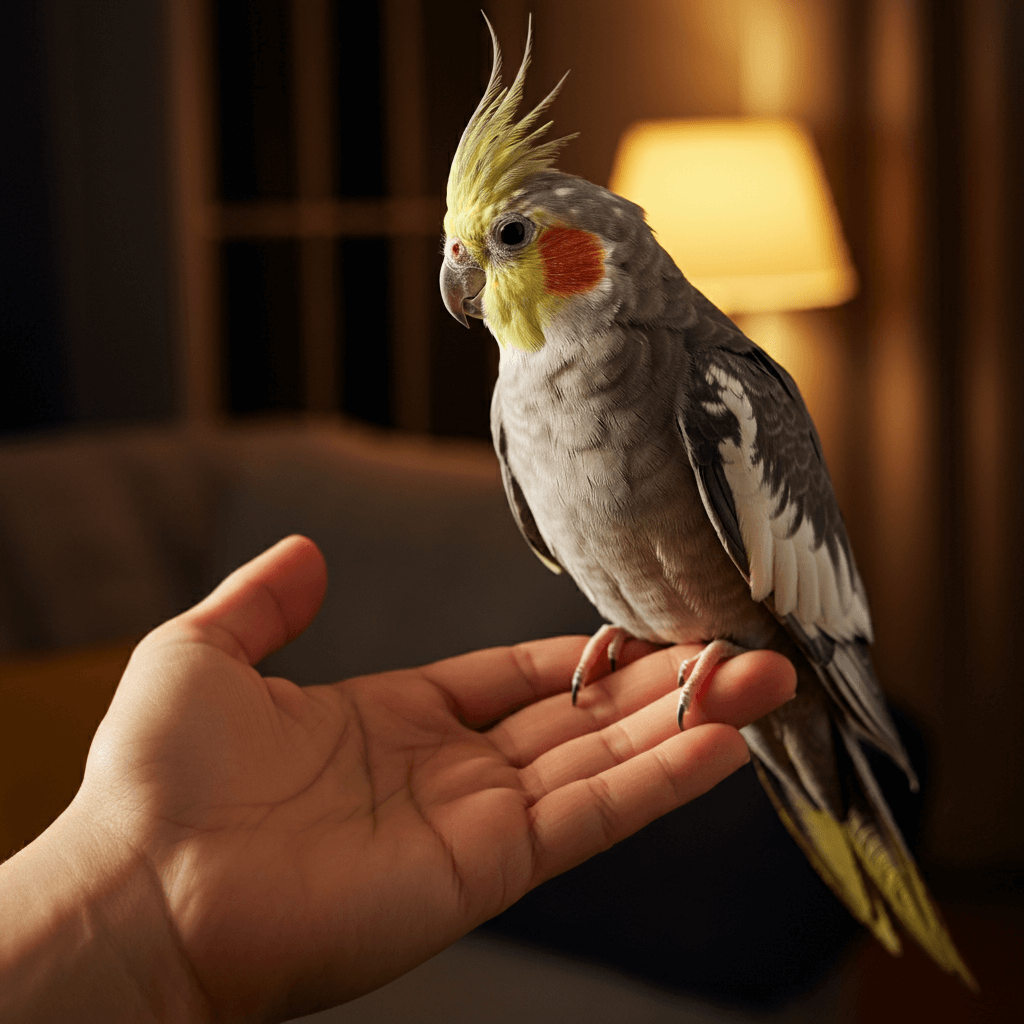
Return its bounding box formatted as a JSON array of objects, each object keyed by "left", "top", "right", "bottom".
[{"left": 609, "top": 118, "right": 857, "bottom": 314}]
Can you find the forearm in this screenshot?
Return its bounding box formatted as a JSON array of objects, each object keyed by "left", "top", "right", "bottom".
[{"left": 0, "top": 802, "right": 208, "bottom": 1024}]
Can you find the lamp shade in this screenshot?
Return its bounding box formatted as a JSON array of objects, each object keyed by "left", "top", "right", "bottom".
[{"left": 608, "top": 118, "right": 857, "bottom": 314}]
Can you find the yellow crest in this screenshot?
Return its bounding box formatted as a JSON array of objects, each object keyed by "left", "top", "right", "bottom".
[{"left": 444, "top": 16, "right": 574, "bottom": 242}]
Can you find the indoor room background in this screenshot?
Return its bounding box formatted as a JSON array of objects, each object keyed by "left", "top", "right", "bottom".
[{"left": 2, "top": 1, "right": 1021, "bottom": 1021}]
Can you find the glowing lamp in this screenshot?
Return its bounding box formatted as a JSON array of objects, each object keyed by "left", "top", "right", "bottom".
[{"left": 608, "top": 118, "right": 857, "bottom": 314}]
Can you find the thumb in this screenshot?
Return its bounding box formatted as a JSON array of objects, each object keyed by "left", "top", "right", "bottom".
[{"left": 183, "top": 535, "right": 328, "bottom": 666}]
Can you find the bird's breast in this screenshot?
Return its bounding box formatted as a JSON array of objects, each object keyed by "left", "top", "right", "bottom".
[{"left": 496, "top": 357, "right": 772, "bottom": 647}]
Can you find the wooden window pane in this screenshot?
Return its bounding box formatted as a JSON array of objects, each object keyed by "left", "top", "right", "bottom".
[
  {"left": 333, "top": 2, "right": 386, "bottom": 198},
  {"left": 222, "top": 240, "right": 304, "bottom": 414},
  {"left": 338, "top": 237, "right": 391, "bottom": 425},
  {"left": 213, "top": 0, "right": 295, "bottom": 200}
]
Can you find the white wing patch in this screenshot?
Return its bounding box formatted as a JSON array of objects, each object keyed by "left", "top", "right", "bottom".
[{"left": 704, "top": 366, "right": 872, "bottom": 642}]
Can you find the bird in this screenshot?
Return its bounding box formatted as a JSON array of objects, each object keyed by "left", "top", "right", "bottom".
[{"left": 439, "top": 18, "right": 975, "bottom": 988}]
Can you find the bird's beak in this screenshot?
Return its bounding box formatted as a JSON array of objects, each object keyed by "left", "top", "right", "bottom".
[{"left": 440, "top": 252, "right": 486, "bottom": 328}]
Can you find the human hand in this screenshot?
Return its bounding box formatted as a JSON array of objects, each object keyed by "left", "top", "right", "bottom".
[{"left": 0, "top": 536, "right": 795, "bottom": 1023}]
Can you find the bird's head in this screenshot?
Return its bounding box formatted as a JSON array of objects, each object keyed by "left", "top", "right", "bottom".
[{"left": 440, "top": 19, "right": 627, "bottom": 353}]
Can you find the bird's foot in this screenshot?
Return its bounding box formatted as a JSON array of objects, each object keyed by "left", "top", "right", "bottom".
[
  {"left": 676, "top": 639, "right": 747, "bottom": 729},
  {"left": 571, "top": 624, "right": 631, "bottom": 705}
]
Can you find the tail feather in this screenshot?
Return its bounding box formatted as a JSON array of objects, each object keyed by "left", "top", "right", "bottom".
[
  {"left": 751, "top": 759, "right": 902, "bottom": 955},
  {"left": 838, "top": 729, "right": 978, "bottom": 989},
  {"left": 742, "top": 670, "right": 978, "bottom": 991}
]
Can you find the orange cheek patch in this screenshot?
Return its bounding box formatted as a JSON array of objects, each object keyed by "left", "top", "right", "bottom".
[{"left": 538, "top": 227, "right": 605, "bottom": 296}]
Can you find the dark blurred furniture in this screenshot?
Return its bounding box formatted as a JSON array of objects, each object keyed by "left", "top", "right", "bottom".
[{"left": 0, "top": 423, "right": 599, "bottom": 662}]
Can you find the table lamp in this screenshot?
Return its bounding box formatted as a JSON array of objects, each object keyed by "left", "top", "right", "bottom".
[{"left": 608, "top": 117, "right": 857, "bottom": 315}]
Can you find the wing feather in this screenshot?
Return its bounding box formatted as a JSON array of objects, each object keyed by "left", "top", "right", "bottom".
[
  {"left": 492, "top": 394, "right": 564, "bottom": 575},
  {"left": 676, "top": 296, "right": 909, "bottom": 775}
]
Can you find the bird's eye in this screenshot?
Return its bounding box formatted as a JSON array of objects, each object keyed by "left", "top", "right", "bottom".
[
  {"left": 501, "top": 221, "right": 525, "bottom": 245},
  {"left": 495, "top": 217, "right": 531, "bottom": 249}
]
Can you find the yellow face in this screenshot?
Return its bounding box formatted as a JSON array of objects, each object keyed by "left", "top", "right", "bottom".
[{"left": 443, "top": 203, "right": 604, "bottom": 352}]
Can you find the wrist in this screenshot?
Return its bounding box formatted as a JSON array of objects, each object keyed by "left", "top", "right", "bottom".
[{"left": 0, "top": 799, "right": 209, "bottom": 1024}]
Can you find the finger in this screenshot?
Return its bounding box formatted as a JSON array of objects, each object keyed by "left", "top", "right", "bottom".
[
  {"left": 527, "top": 723, "right": 749, "bottom": 887},
  {"left": 419, "top": 636, "right": 610, "bottom": 727},
  {"left": 519, "top": 686, "right": 684, "bottom": 801},
  {"left": 681, "top": 648, "right": 796, "bottom": 730},
  {"left": 520, "top": 646, "right": 794, "bottom": 799},
  {"left": 491, "top": 645, "right": 794, "bottom": 768},
  {"left": 176, "top": 535, "right": 327, "bottom": 665},
  {"left": 488, "top": 643, "right": 699, "bottom": 765}
]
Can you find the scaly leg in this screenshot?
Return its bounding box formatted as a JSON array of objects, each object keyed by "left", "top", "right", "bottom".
[
  {"left": 676, "top": 639, "right": 747, "bottom": 728},
  {"left": 571, "top": 624, "right": 632, "bottom": 704}
]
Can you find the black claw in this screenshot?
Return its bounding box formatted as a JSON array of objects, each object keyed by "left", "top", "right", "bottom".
[{"left": 677, "top": 687, "right": 692, "bottom": 730}]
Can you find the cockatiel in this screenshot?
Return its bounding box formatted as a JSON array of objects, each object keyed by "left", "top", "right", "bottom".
[{"left": 440, "top": 20, "right": 975, "bottom": 988}]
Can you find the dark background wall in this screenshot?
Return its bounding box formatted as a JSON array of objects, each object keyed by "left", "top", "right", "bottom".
[
  {"left": 1, "top": 1, "right": 69, "bottom": 432},
  {"left": 2, "top": 0, "right": 179, "bottom": 432}
]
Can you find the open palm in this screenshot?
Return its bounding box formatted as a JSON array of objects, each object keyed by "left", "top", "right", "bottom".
[{"left": 74, "top": 536, "right": 795, "bottom": 1022}]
